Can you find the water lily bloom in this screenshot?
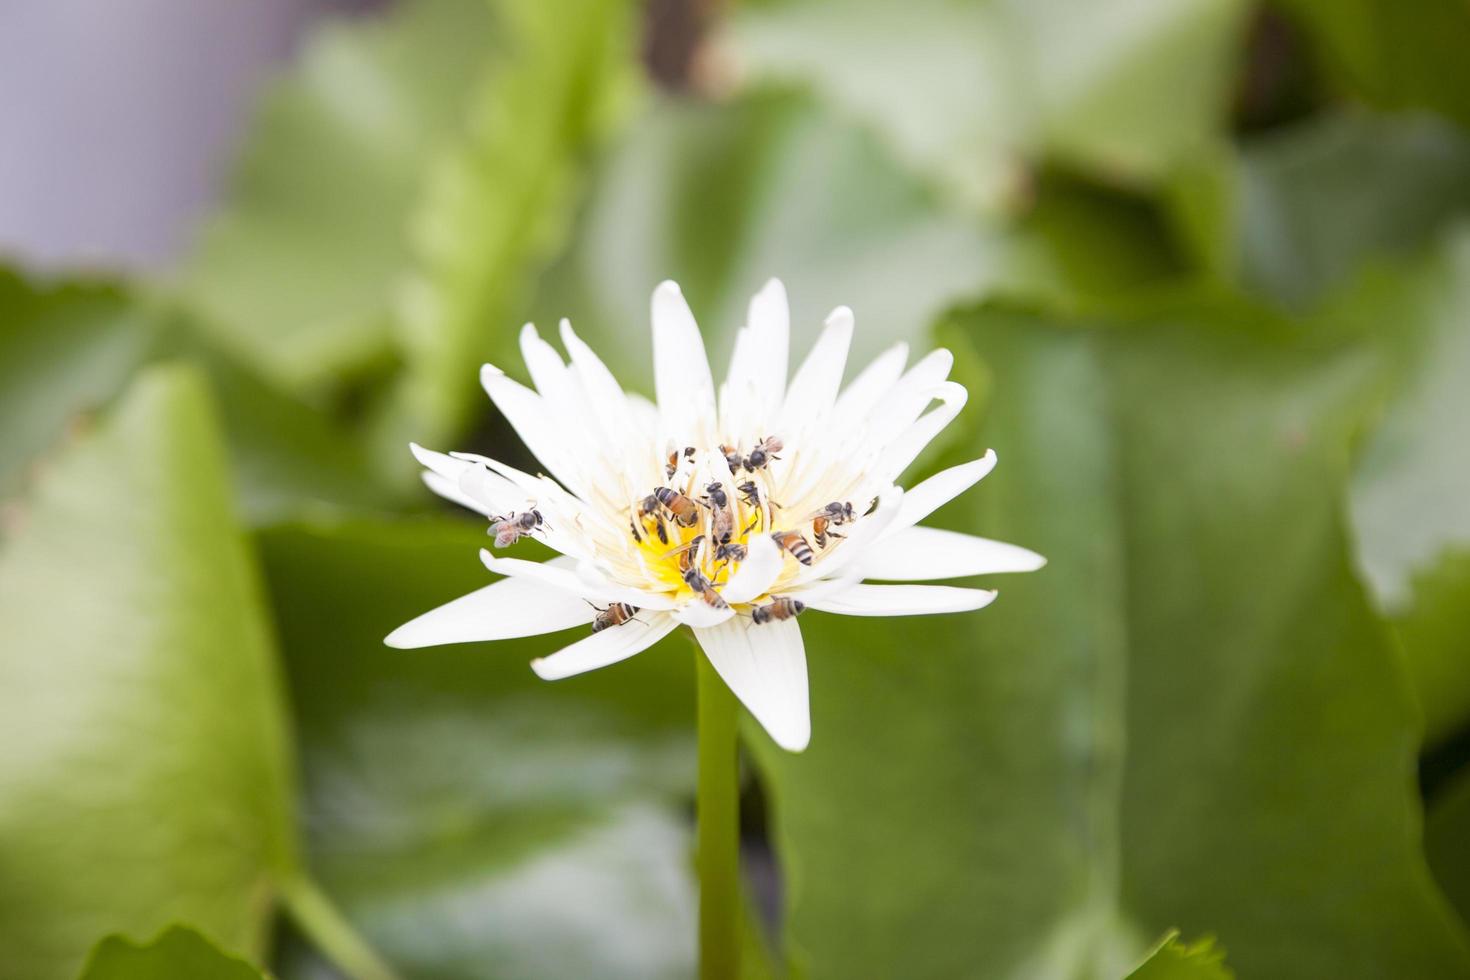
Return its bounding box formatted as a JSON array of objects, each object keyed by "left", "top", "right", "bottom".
[{"left": 385, "top": 280, "right": 1044, "bottom": 751}]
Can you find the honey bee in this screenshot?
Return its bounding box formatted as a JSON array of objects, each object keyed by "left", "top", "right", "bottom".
[
  {"left": 713, "top": 540, "right": 747, "bottom": 565},
  {"left": 809, "top": 501, "right": 856, "bottom": 548},
  {"left": 738, "top": 480, "right": 781, "bottom": 532},
  {"left": 590, "top": 601, "right": 640, "bottom": 633},
  {"left": 752, "top": 596, "right": 805, "bottom": 625},
  {"left": 719, "top": 444, "right": 744, "bottom": 474},
  {"left": 683, "top": 565, "right": 729, "bottom": 609},
  {"left": 736, "top": 480, "right": 763, "bottom": 508},
  {"left": 666, "top": 535, "right": 706, "bottom": 574},
  {"left": 744, "top": 435, "right": 783, "bottom": 473},
  {"left": 666, "top": 445, "right": 696, "bottom": 480},
  {"left": 702, "top": 481, "right": 734, "bottom": 543},
  {"left": 770, "top": 529, "right": 815, "bottom": 565},
  {"left": 637, "top": 494, "right": 669, "bottom": 545},
  {"left": 488, "top": 509, "right": 546, "bottom": 548},
  {"left": 654, "top": 487, "right": 701, "bottom": 527}
]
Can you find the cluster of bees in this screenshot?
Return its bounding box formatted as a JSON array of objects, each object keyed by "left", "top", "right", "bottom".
[
  {"left": 588, "top": 595, "right": 808, "bottom": 630},
  {"left": 487, "top": 434, "right": 859, "bottom": 634}
]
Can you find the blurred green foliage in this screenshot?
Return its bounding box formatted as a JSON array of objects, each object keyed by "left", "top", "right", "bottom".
[
  {"left": 3, "top": 0, "right": 1470, "bottom": 977},
  {"left": 262, "top": 517, "right": 697, "bottom": 979},
  {"left": 78, "top": 926, "right": 270, "bottom": 980},
  {"left": 1123, "top": 932, "right": 1232, "bottom": 980},
  {"left": 0, "top": 367, "right": 296, "bottom": 978}
]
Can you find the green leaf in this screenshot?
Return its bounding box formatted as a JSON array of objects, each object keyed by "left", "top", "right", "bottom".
[
  {"left": 0, "top": 271, "right": 164, "bottom": 502},
  {"left": 190, "top": 346, "right": 395, "bottom": 525},
  {"left": 722, "top": 0, "right": 1249, "bottom": 211},
  {"left": 1125, "top": 931, "right": 1233, "bottom": 980},
  {"left": 1428, "top": 765, "right": 1470, "bottom": 931},
  {"left": 177, "top": 0, "right": 498, "bottom": 391},
  {"left": 1232, "top": 112, "right": 1470, "bottom": 306},
  {"left": 1346, "top": 229, "right": 1470, "bottom": 607},
  {"left": 371, "top": 0, "right": 638, "bottom": 467},
  {"left": 77, "top": 925, "right": 269, "bottom": 980},
  {"left": 1276, "top": 0, "right": 1470, "bottom": 126},
  {"left": 0, "top": 266, "right": 392, "bottom": 524},
  {"left": 1390, "top": 552, "right": 1470, "bottom": 747},
  {"left": 1333, "top": 229, "right": 1470, "bottom": 741},
  {"left": 748, "top": 300, "right": 1470, "bottom": 978},
  {"left": 258, "top": 517, "right": 697, "bottom": 980},
  {"left": 0, "top": 366, "right": 297, "bottom": 980}
]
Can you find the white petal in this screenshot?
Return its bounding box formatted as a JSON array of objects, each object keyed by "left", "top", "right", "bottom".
[
  {"left": 718, "top": 327, "right": 760, "bottom": 445},
  {"left": 411, "top": 442, "right": 472, "bottom": 483},
  {"left": 450, "top": 451, "right": 619, "bottom": 545},
  {"left": 878, "top": 381, "right": 968, "bottom": 483},
  {"left": 532, "top": 612, "right": 678, "bottom": 681},
  {"left": 560, "top": 319, "right": 628, "bottom": 413},
  {"left": 794, "top": 485, "right": 905, "bottom": 584},
  {"left": 778, "top": 306, "right": 853, "bottom": 435},
  {"left": 720, "top": 534, "right": 784, "bottom": 604},
  {"left": 519, "top": 323, "right": 569, "bottom": 402},
  {"left": 385, "top": 561, "right": 596, "bottom": 648},
  {"left": 860, "top": 526, "right": 1046, "bottom": 581},
  {"left": 574, "top": 559, "right": 680, "bottom": 611},
  {"left": 480, "top": 364, "right": 587, "bottom": 497},
  {"left": 560, "top": 318, "right": 652, "bottom": 495},
  {"left": 785, "top": 571, "right": 863, "bottom": 601},
  {"left": 479, "top": 551, "right": 677, "bottom": 610},
  {"left": 521, "top": 321, "right": 638, "bottom": 504},
  {"left": 892, "top": 452, "right": 997, "bottom": 530},
  {"left": 805, "top": 583, "right": 997, "bottom": 617},
  {"left": 862, "top": 348, "right": 954, "bottom": 448},
  {"left": 697, "top": 616, "right": 810, "bottom": 752},
  {"left": 412, "top": 442, "right": 520, "bottom": 517},
  {"left": 626, "top": 392, "right": 661, "bottom": 434},
  {"left": 652, "top": 281, "right": 716, "bottom": 444},
  {"left": 422, "top": 471, "right": 492, "bottom": 517},
  {"left": 745, "top": 278, "right": 790, "bottom": 421},
  {"left": 833, "top": 341, "right": 908, "bottom": 421},
  {"left": 455, "top": 459, "right": 529, "bottom": 517},
  {"left": 675, "top": 600, "right": 737, "bottom": 628}
]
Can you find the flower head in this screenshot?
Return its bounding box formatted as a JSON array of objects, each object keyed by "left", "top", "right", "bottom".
[{"left": 386, "top": 280, "right": 1044, "bottom": 750}]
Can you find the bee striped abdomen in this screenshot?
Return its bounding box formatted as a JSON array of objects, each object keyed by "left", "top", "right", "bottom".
[
  {"left": 752, "top": 597, "right": 805, "bottom": 625},
  {"left": 772, "top": 529, "right": 814, "bottom": 565},
  {"left": 591, "top": 602, "right": 639, "bottom": 632}
]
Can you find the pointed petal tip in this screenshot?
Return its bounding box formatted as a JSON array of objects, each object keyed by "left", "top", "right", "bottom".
[
  {"left": 825, "top": 305, "right": 854, "bottom": 328},
  {"left": 757, "top": 277, "right": 788, "bottom": 301},
  {"left": 529, "top": 657, "right": 560, "bottom": 681},
  {"left": 409, "top": 442, "right": 443, "bottom": 469},
  {"left": 771, "top": 724, "right": 811, "bottom": 753},
  {"left": 653, "top": 279, "right": 683, "bottom": 298}
]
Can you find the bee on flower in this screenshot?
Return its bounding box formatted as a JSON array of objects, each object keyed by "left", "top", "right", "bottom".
[{"left": 385, "top": 280, "right": 1045, "bottom": 751}]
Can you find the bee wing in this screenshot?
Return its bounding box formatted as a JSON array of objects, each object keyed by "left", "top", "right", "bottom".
[{"left": 661, "top": 536, "right": 705, "bottom": 560}]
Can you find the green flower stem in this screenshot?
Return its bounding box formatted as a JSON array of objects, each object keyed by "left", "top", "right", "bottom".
[
  {"left": 279, "top": 873, "right": 401, "bottom": 980},
  {"left": 697, "top": 645, "right": 742, "bottom": 980}
]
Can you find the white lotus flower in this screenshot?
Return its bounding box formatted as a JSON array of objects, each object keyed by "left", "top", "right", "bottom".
[{"left": 385, "top": 280, "right": 1044, "bottom": 751}]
